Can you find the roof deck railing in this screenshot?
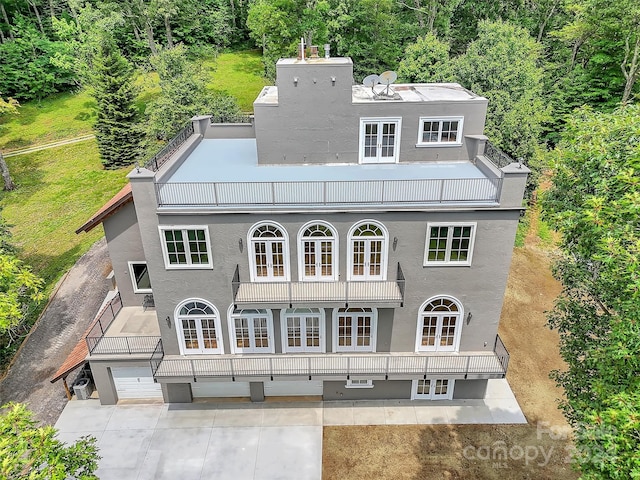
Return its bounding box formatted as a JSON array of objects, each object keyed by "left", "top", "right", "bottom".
[{"left": 155, "top": 177, "right": 502, "bottom": 208}]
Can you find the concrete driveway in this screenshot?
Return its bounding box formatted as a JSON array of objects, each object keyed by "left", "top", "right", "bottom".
[{"left": 54, "top": 400, "right": 322, "bottom": 480}]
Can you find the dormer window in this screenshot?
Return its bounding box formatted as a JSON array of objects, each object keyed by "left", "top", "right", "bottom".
[
  {"left": 417, "top": 117, "right": 463, "bottom": 146},
  {"left": 359, "top": 118, "right": 401, "bottom": 163}
]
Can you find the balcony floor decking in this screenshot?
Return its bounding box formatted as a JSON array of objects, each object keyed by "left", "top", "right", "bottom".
[{"left": 88, "top": 307, "right": 160, "bottom": 356}]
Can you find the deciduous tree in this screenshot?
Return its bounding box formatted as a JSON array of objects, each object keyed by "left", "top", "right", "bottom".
[
  {"left": 397, "top": 33, "right": 453, "bottom": 83},
  {"left": 543, "top": 104, "right": 640, "bottom": 478},
  {"left": 453, "top": 20, "right": 550, "bottom": 162},
  {"left": 0, "top": 403, "right": 100, "bottom": 479}
]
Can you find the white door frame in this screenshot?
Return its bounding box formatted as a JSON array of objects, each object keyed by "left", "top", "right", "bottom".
[
  {"left": 411, "top": 378, "right": 455, "bottom": 400},
  {"left": 298, "top": 221, "right": 338, "bottom": 282},
  {"left": 332, "top": 308, "right": 377, "bottom": 352},
  {"left": 280, "top": 308, "right": 325, "bottom": 353},
  {"left": 227, "top": 307, "right": 275, "bottom": 354},
  {"left": 347, "top": 221, "right": 388, "bottom": 281},
  {"left": 415, "top": 295, "right": 463, "bottom": 353},
  {"left": 175, "top": 299, "right": 224, "bottom": 355}
]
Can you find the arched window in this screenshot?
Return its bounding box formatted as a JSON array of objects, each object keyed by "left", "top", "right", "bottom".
[
  {"left": 348, "top": 221, "right": 388, "bottom": 281},
  {"left": 248, "top": 222, "right": 290, "bottom": 282},
  {"left": 333, "top": 307, "right": 377, "bottom": 352},
  {"left": 298, "top": 221, "right": 338, "bottom": 281},
  {"left": 227, "top": 307, "right": 274, "bottom": 354},
  {"left": 415, "top": 296, "right": 463, "bottom": 352},
  {"left": 281, "top": 308, "right": 325, "bottom": 352},
  {"left": 175, "top": 299, "right": 222, "bottom": 354}
]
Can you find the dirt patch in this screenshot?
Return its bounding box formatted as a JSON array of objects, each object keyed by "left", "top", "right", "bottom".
[{"left": 323, "top": 226, "right": 576, "bottom": 479}]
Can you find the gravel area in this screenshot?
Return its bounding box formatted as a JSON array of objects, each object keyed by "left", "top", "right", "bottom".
[{"left": 0, "top": 239, "right": 110, "bottom": 425}]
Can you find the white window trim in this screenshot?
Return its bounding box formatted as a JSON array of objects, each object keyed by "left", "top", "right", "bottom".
[
  {"left": 359, "top": 117, "right": 402, "bottom": 164},
  {"left": 345, "top": 379, "right": 374, "bottom": 389},
  {"left": 416, "top": 117, "right": 464, "bottom": 147},
  {"left": 226, "top": 305, "right": 275, "bottom": 354},
  {"left": 175, "top": 298, "right": 224, "bottom": 355},
  {"left": 280, "top": 308, "right": 326, "bottom": 353},
  {"left": 247, "top": 221, "right": 291, "bottom": 282},
  {"left": 127, "top": 261, "right": 152, "bottom": 293},
  {"left": 414, "top": 295, "right": 464, "bottom": 353},
  {"left": 158, "top": 225, "right": 213, "bottom": 269},
  {"left": 347, "top": 220, "right": 389, "bottom": 281},
  {"left": 411, "top": 378, "right": 455, "bottom": 400},
  {"left": 332, "top": 307, "right": 378, "bottom": 353},
  {"left": 297, "top": 220, "right": 339, "bottom": 282},
  {"left": 423, "top": 222, "right": 476, "bottom": 266}
]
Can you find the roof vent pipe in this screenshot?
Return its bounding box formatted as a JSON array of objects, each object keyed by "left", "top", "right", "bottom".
[
  {"left": 324, "top": 44, "right": 330, "bottom": 59},
  {"left": 298, "top": 38, "right": 306, "bottom": 62}
]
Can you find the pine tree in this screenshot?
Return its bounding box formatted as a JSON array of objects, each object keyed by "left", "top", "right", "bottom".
[{"left": 91, "top": 40, "right": 143, "bottom": 169}]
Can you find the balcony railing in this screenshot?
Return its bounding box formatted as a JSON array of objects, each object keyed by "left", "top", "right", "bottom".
[
  {"left": 144, "top": 122, "right": 195, "bottom": 172},
  {"left": 232, "top": 263, "right": 405, "bottom": 307},
  {"left": 85, "top": 292, "right": 122, "bottom": 347},
  {"left": 152, "top": 349, "right": 508, "bottom": 381},
  {"left": 87, "top": 336, "right": 163, "bottom": 356},
  {"left": 484, "top": 141, "right": 518, "bottom": 169},
  {"left": 155, "top": 177, "right": 502, "bottom": 208}
]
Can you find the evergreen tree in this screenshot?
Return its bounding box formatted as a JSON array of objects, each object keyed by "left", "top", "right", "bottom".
[{"left": 91, "top": 39, "right": 143, "bottom": 169}]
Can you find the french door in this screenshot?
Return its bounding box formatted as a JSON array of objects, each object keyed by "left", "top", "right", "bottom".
[
  {"left": 412, "top": 379, "right": 454, "bottom": 400},
  {"left": 180, "top": 317, "right": 221, "bottom": 354},
  {"left": 303, "top": 239, "right": 334, "bottom": 280},
  {"left": 253, "top": 239, "right": 286, "bottom": 280},
  {"left": 283, "top": 309, "right": 323, "bottom": 352},
  {"left": 232, "top": 311, "right": 273, "bottom": 353},
  {"left": 417, "top": 297, "right": 461, "bottom": 352},
  {"left": 360, "top": 119, "right": 401, "bottom": 164},
  {"left": 351, "top": 238, "right": 383, "bottom": 280},
  {"left": 336, "top": 308, "right": 375, "bottom": 352}
]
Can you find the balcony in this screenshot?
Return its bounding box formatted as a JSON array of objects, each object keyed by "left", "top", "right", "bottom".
[
  {"left": 86, "top": 292, "right": 162, "bottom": 356},
  {"left": 151, "top": 336, "right": 509, "bottom": 382},
  {"left": 232, "top": 263, "right": 405, "bottom": 308}
]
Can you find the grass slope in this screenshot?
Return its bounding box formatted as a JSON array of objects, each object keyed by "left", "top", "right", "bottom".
[
  {"left": 207, "top": 50, "right": 268, "bottom": 111},
  {"left": 0, "top": 140, "right": 129, "bottom": 289},
  {"left": 0, "top": 91, "right": 96, "bottom": 151}
]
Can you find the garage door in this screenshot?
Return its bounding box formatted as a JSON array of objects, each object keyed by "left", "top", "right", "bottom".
[
  {"left": 263, "top": 381, "right": 324, "bottom": 397},
  {"left": 191, "top": 381, "right": 251, "bottom": 398},
  {"left": 111, "top": 366, "right": 163, "bottom": 400}
]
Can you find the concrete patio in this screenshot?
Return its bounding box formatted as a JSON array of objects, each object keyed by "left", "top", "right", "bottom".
[{"left": 54, "top": 379, "right": 525, "bottom": 480}]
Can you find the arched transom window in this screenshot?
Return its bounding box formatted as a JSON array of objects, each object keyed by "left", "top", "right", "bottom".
[
  {"left": 249, "top": 222, "right": 289, "bottom": 282},
  {"left": 416, "top": 297, "right": 462, "bottom": 352},
  {"left": 176, "top": 299, "right": 222, "bottom": 355},
  {"left": 348, "top": 221, "right": 388, "bottom": 280},
  {"left": 298, "top": 222, "right": 337, "bottom": 281}
]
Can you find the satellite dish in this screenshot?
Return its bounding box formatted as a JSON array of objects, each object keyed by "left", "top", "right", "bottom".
[
  {"left": 363, "top": 74, "right": 380, "bottom": 89},
  {"left": 379, "top": 71, "right": 398, "bottom": 85}
]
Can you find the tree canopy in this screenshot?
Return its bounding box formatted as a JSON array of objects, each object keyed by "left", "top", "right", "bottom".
[
  {"left": 543, "top": 104, "right": 640, "bottom": 478},
  {"left": 0, "top": 403, "right": 100, "bottom": 479}
]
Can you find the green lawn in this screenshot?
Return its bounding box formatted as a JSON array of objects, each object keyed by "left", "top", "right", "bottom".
[
  {"left": 0, "top": 140, "right": 129, "bottom": 289},
  {"left": 206, "top": 50, "right": 268, "bottom": 111},
  {"left": 0, "top": 91, "right": 97, "bottom": 151}
]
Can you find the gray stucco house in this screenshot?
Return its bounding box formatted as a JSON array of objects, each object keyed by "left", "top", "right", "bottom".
[{"left": 75, "top": 54, "right": 528, "bottom": 405}]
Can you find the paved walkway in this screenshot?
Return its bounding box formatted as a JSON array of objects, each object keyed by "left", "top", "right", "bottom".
[
  {"left": 0, "top": 239, "right": 110, "bottom": 425},
  {"left": 54, "top": 380, "right": 525, "bottom": 480}
]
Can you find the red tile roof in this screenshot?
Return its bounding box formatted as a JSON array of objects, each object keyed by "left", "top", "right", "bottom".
[{"left": 76, "top": 183, "right": 133, "bottom": 234}]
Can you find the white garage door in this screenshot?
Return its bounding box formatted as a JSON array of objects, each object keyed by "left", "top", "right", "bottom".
[
  {"left": 263, "top": 381, "right": 324, "bottom": 397},
  {"left": 111, "top": 366, "right": 163, "bottom": 400},
  {"left": 191, "top": 381, "right": 251, "bottom": 398}
]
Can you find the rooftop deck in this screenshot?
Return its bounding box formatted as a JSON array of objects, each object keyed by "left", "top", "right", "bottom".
[{"left": 157, "top": 139, "right": 500, "bottom": 209}]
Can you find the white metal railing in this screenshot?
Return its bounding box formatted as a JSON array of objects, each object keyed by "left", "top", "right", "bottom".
[
  {"left": 151, "top": 351, "right": 508, "bottom": 380},
  {"left": 155, "top": 177, "right": 501, "bottom": 207}
]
